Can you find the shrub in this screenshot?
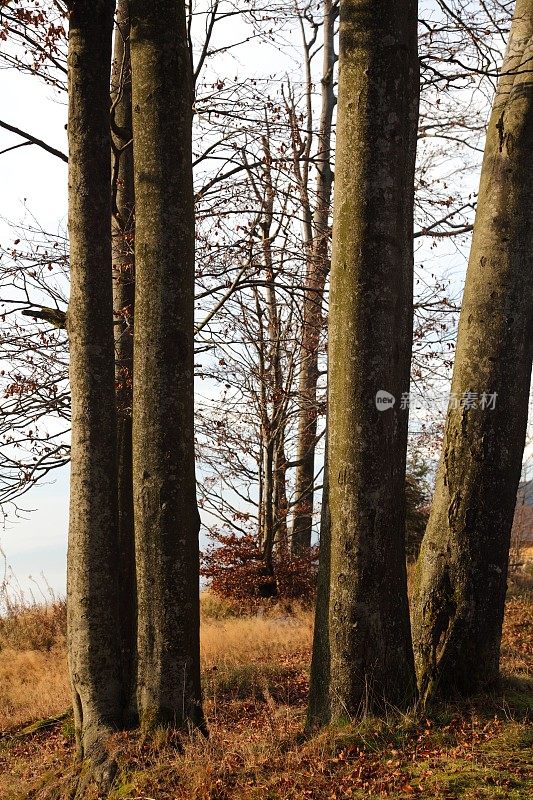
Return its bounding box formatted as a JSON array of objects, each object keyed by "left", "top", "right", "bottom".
[{"left": 201, "top": 531, "right": 318, "bottom": 609}]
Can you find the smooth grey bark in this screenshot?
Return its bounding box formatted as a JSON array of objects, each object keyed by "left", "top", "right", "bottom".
[
  {"left": 412, "top": 0, "right": 533, "bottom": 702},
  {"left": 66, "top": 0, "right": 122, "bottom": 758},
  {"left": 253, "top": 139, "right": 292, "bottom": 572},
  {"left": 262, "top": 150, "right": 290, "bottom": 562},
  {"left": 319, "top": 0, "right": 420, "bottom": 721},
  {"left": 129, "top": 0, "right": 205, "bottom": 732},
  {"left": 111, "top": 0, "right": 137, "bottom": 726},
  {"left": 291, "top": 0, "right": 337, "bottom": 554}
]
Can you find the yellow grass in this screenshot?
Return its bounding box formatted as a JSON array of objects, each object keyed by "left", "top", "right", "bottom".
[
  {"left": 0, "top": 581, "right": 531, "bottom": 800},
  {"left": 0, "top": 596, "right": 313, "bottom": 732},
  {"left": 0, "top": 649, "right": 70, "bottom": 732},
  {"left": 201, "top": 609, "right": 313, "bottom": 669}
]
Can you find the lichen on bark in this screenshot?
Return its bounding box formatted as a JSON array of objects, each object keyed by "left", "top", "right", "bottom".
[
  {"left": 310, "top": 0, "right": 420, "bottom": 723},
  {"left": 129, "top": 0, "right": 205, "bottom": 733},
  {"left": 412, "top": 0, "right": 533, "bottom": 703},
  {"left": 66, "top": 0, "right": 122, "bottom": 762}
]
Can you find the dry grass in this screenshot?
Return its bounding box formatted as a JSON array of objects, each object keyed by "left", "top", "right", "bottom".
[
  {"left": 0, "top": 649, "right": 70, "bottom": 732},
  {"left": 0, "top": 583, "right": 69, "bottom": 731},
  {"left": 0, "top": 601, "right": 66, "bottom": 652},
  {"left": 0, "top": 591, "right": 313, "bottom": 733},
  {"left": 0, "top": 583, "right": 531, "bottom": 799},
  {"left": 500, "top": 596, "right": 533, "bottom": 677},
  {"left": 201, "top": 601, "right": 313, "bottom": 669}
]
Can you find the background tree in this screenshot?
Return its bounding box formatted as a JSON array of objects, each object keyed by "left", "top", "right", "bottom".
[
  {"left": 412, "top": 0, "right": 533, "bottom": 702},
  {"left": 111, "top": 0, "right": 137, "bottom": 725},
  {"left": 289, "top": 0, "right": 337, "bottom": 554}
]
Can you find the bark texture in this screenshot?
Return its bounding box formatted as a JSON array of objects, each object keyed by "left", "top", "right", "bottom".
[
  {"left": 323, "top": 0, "right": 420, "bottom": 720},
  {"left": 129, "top": 0, "right": 204, "bottom": 731},
  {"left": 412, "top": 0, "right": 533, "bottom": 702},
  {"left": 111, "top": 0, "right": 137, "bottom": 726},
  {"left": 66, "top": 0, "right": 122, "bottom": 758}
]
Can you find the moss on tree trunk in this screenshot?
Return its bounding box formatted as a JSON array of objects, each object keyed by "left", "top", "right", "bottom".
[
  {"left": 412, "top": 0, "right": 533, "bottom": 703},
  {"left": 129, "top": 0, "right": 205, "bottom": 732},
  {"left": 311, "top": 0, "right": 420, "bottom": 722},
  {"left": 66, "top": 0, "right": 122, "bottom": 760}
]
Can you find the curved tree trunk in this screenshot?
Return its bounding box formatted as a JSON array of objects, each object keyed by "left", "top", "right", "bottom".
[
  {"left": 322, "top": 0, "right": 419, "bottom": 720},
  {"left": 111, "top": 0, "right": 137, "bottom": 726},
  {"left": 129, "top": 0, "right": 205, "bottom": 732},
  {"left": 412, "top": 0, "right": 533, "bottom": 703},
  {"left": 66, "top": 0, "right": 122, "bottom": 759}
]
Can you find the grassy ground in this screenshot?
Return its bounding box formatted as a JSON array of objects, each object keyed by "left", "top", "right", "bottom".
[{"left": 0, "top": 571, "right": 531, "bottom": 799}]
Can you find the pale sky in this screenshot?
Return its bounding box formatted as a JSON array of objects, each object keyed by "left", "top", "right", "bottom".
[{"left": 0, "top": 65, "right": 68, "bottom": 596}]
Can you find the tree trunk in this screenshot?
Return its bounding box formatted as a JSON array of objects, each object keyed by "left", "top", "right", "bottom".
[
  {"left": 111, "top": 0, "right": 137, "bottom": 726},
  {"left": 273, "top": 435, "right": 289, "bottom": 553},
  {"left": 256, "top": 136, "right": 290, "bottom": 573},
  {"left": 307, "top": 430, "right": 331, "bottom": 727},
  {"left": 291, "top": 0, "right": 336, "bottom": 554},
  {"left": 323, "top": 0, "right": 419, "bottom": 719},
  {"left": 412, "top": 0, "right": 533, "bottom": 702},
  {"left": 129, "top": 0, "right": 204, "bottom": 732},
  {"left": 66, "top": 0, "right": 122, "bottom": 758},
  {"left": 261, "top": 432, "right": 275, "bottom": 571}
]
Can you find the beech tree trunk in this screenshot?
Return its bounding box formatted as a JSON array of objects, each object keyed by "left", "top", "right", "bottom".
[
  {"left": 291, "top": 0, "right": 336, "bottom": 553},
  {"left": 111, "top": 0, "right": 137, "bottom": 726},
  {"left": 129, "top": 0, "right": 204, "bottom": 732},
  {"left": 412, "top": 0, "right": 533, "bottom": 702},
  {"left": 315, "top": 0, "right": 419, "bottom": 721},
  {"left": 66, "top": 0, "right": 122, "bottom": 758}
]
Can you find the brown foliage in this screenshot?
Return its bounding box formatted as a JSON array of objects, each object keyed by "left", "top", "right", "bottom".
[{"left": 201, "top": 531, "right": 318, "bottom": 608}]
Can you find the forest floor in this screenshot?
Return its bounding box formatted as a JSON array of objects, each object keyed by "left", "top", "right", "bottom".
[{"left": 0, "top": 561, "right": 531, "bottom": 800}]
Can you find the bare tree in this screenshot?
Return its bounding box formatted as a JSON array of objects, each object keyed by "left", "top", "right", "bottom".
[{"left": 289, "top": 0, "right": 337, "bottom": 554}]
